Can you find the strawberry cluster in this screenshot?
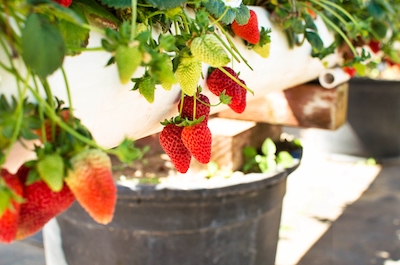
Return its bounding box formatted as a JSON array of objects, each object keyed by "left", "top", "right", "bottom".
[
  {"left": 159, "top": 94, "right": 212, "bottom": 173},
  {"left": 0, "top": 149, "right": 116, "bottom": 243}
]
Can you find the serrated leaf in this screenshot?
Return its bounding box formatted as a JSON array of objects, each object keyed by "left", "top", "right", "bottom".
[
  {"left": 21, "top": 13, "right": 66, "bottom": 78},
  {"left": 37, "top": 154, "right": 65, "bottom": 192},
  {"left": 58, "top": 2, "right": 90, "bottom": 55},
  {"left": 176, "top": 56, "right": 202, "bottom": 96},
  {"left": 138, "top": 77, "right": 156, "bottom": 103},
  {"left": 306, "top": 31, "right": 324, "bottom": 52},
  {"left": 146, "top": 0, "right": 187, "bottom": 10},
  {"left": 113, "top": 139, "right": 147, "bottom": 164},
  {"left": 234, "top": 4, "right": 250, "bottom": 25},
  {"left": 75, "top": 0, "right": 120, "bottom": 27},
  {"left": 204, "top": 0, "right": 236, "bottom": 24},
  {"left": 190, "top": 34, "right": 230, "bottom": 67}
]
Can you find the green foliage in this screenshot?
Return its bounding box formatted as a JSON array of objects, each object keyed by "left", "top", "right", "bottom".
[
  {"left": 21, "top": 13, "right": 66, "bottom": 78},
  {"left": 242, "top": 137, "right": 299, "bottom": 174}
]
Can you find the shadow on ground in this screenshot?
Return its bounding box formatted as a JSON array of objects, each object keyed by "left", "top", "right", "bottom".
[{"left": 297, "top": 163, "right": 400, "bottom": 265}]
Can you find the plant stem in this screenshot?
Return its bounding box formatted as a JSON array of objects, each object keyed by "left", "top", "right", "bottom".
[
  {"left": 61, "top": 67, "right": 74, "bottom": 119},
  {"left": 130, "top": 0, "right": 137, "bottom": 41}
]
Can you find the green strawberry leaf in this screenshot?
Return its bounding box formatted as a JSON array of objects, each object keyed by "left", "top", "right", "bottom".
[
  {"left": 234, "top": 4, "right": 250, "bottom": 25},
  {"left": 37, "top": 154, "right": 65, "bottom": 192},
  {"left": 305, "top": 31, "right": 324, "bottom": 52},
  {"left": 21, "top": 13, "right": 65, "bottom": 78},
  {"left": 58, "top": 2, "right": 90, "bottom": 55},
  {"left": 203, "top": 0, "right": 236, "bottom": 24},
  {"left": 75, "top": 0, "right": 120, "bottom": 27},
  {"left": 146, "top": 0, "right": 187, "bottom": 10},
  {"left": 112, "top": 139, "right": 148, "bottom": 164}
]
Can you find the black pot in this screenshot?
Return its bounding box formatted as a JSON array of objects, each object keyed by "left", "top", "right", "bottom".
[
  {"left": 301, "top": 78, "right": 400, "bottom": 159},
  {"left": 44, "top": 163, "right": 300, "bottom": 265}
]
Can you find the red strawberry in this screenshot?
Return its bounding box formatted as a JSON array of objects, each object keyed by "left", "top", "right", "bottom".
[
  {"left": 159, "top": 124, "right": 192, "bottom": 173},
  {"left": 181, "top": 123, "right": 212, "bottom": 164},
  {"left": 231, "top": 10, "right": 260, "bottom": 44},
  {"left": 368, "top": 40, "right": 381, "bottom": 54},
  {"left": 178, "top": 94, "right": 211, "bottom": 123},
  {"left": 0, "top": 170, "right": 23, "bottom": 243},
  {"left": 53, "top": 0, "right": 72, "bottom": 7},
  {"left": 227, "top": 78, "right": 247, "bottom": 113},
  {"left": 65, "top": 149, "right": 116, "bottom": 225},
  {"left": 206, "top": 67, "right": 247, "bottom": 113},
  {"left": 343, "top": 66, "right": 356, "bottom": 77},
  {"left": 16, "top": 166, "right": 75, "bottom": 240}
]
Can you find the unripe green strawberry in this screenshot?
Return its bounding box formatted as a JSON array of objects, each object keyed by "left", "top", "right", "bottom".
[
  {"left": 231, "top": 10, "right": 260, "bottom": 44},
  {"left": 16, "top": 166, "right": 75, "bottom": 240},
  {"left": 253, "top": 43, "right": 270, "bottom": 58},
  {"left": 190, "top": 34, "right": 230, "bottom": 67},
  {"left": 160, "top": 58, "right": 176, "bottom": 91},
  {"left": 0, "top": 169, "right": 23, "bottom": 243},
  {"left": 138, "top": 76, "right": 156, "bottom": 103},
  {"left": 176, "top": 56, "right": 202, "bottom": 96},
  {"left": 115, "top": 44, "right": 142, "bottom": 84},
  {"left": 181, "top": 123, "right": 212, "bottom": 164},
  {"left": 65, "top": 149, "right": 116, "bottom": 225},
  {"left": 159, "top": 124, "right": 192, "bottom": 173},
  {"left": 36, "top": 153, "right": 65, "bottom": 192},
  {"left": 178, "top": 94, "right": 211, "bottom": 123}
]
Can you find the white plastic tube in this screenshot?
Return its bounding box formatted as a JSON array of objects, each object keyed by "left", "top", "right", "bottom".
[{"left": 318, "top": 67, "right": 351, "bottom": 89}]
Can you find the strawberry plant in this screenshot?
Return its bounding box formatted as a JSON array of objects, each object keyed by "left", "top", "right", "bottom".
[{"left": 0, "top": 0, "right": 399, "bottom": 244}]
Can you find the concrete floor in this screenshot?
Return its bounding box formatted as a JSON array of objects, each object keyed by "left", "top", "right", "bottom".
[{"left": 1, "top": 132, "right": 400, "bottom": 265}]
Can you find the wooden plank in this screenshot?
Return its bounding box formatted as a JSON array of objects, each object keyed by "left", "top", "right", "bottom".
[{"left": 218, "top": 82, "right": 349, "bottom": 130}]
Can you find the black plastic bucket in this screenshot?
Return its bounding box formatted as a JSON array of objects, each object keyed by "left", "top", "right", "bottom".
[{"left": 45, "top": 164, "right": 298, "bottom": 265}]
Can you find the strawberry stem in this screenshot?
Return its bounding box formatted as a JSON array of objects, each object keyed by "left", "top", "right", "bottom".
[
  {"left": 210, "top": 16, "right": 253, "bottom": 70},
  {"left": 217, "top": 66, "right": 254, "bottom": 95},
  {"left": 193, "top": 94, "right": 197, "bottom": 120},
  {"left": 179, "top": 91, "right": 185, "bottom": 116},
  {"left": 130, "top": 0, "right": 137, "bottom": 41},
  {"left": 213, "top": 6, "right": 230, "bottom": 24},
  {"left": 61, "top": 67, "right": 74, "bottom": 120}
]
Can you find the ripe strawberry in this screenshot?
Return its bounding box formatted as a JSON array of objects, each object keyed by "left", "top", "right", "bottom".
[
  {"left": 53, "top": 0, "right": 72, "bottom": 7},
  {"left": 190, "top": 34, "right": 230, "bottom": 67},
  {"left": 0, "top": 170, "right": 23, "bottom": 243},
  {"left": 65, "top": 149, "right": 116, "bottom": 225},
  {"left": 16, "top": 165, "right": 75, "bottom": 240},
  {"left": 231, "top": 10, "right": 260, "bottom": 44},
  {"left": 159, "top": 124, "right": 191, "bottom": 173},
  {"left": 176, "top": 56, "right": 202, "bottom": 96},
  {"left": 115, "top": 44, "right": 142, "bottom": 84},
  {"left": 368, "top": 40, "right": 381, "bottom": 54},
  {"left": 178, "top": 94, "right": 211, "bottom": 123},
  {"left": 181, "top": 123, "right": 212, "bottom": 164},
  {"left": 206, "top": 67, "right": 247, "bottom": 113},
  {"left": 343, "top": 66, "right": 356, "bottom": 77},
  {"left": 227, "top": 78, "right": 247, "bottom": 113}
]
